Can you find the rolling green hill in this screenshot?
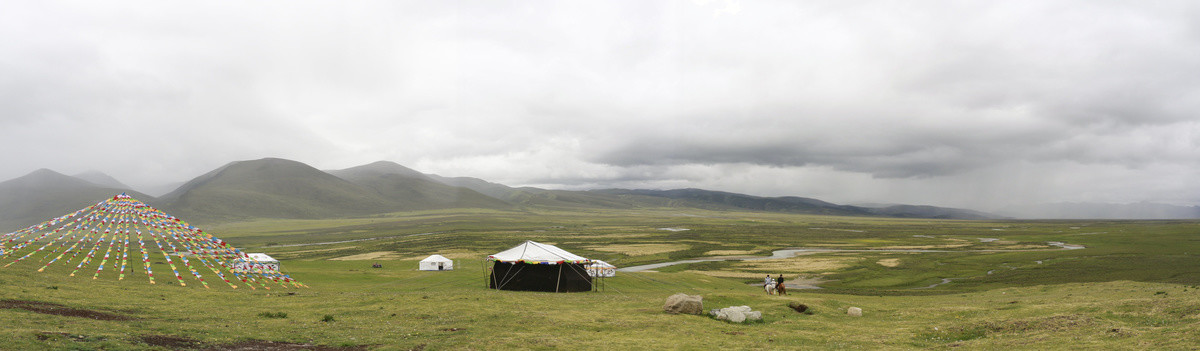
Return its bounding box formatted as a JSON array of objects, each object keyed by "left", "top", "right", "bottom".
[
  {"left": 72, "top": 170, "right": 132, "bottom": 189},
  {"left": 592, "top": 188, "right": 875, "bottom": 215},
  {"left": 157, "top": 158, "right": 397, "bottom": 223},
  {"left": 430, "top": 177, "right": 999, "bottom": 219},
  {"left": 2, "top": 158, "right": 1001, "bottom": 229},
  {"left": 429, "top": 175, "right": 647, "bottom": 209},
  {"left": 0, "top": 169, "right": 152, "bottom": 232},
  {"left": 328, "top": 161, "right": 513, "bottom": 211}
]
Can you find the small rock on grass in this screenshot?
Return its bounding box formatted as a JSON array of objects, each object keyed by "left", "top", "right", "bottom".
[{"left": 664, "top": 293, "right": 704, "bottom": 315}]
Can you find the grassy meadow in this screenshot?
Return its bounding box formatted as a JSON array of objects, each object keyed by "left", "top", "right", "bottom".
[{"left": 2, "top": 208, "right": 1199, "bottom": 349}]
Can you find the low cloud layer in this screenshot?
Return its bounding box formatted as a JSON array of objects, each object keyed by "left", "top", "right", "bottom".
[{"left": 2, "top": 1, "right": 1198, "bottom": 209}]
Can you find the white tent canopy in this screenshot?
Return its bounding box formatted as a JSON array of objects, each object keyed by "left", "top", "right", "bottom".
[
  {"left": 587, "top": 260, "right": 616, "bottom": 277},
  {"left": 247, "top": 253, "right": 278, "bottom": 263},
  {"left": 419, "top": 254, "right": 454, "bottom": 271},
  {"left": 488, "top": 240, "right": 589, "bottom": 264},
  {"left": 233, "top": 253, "right": 280, "bottom": 273}
]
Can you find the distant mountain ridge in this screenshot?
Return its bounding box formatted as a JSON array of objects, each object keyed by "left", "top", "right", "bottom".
[
  {"left": 73, "top": 171, "right": 131, "bottom": 189},
  {"left": 591, "top": 189, "right": 1000, "bottom": 219},
  {"left": 326, "top": 161, "right": 513, "bottom": 211},
  {"left": 1, "top": 158, "right": 1011, "bottom": 229},
  {"left": 0, "top": 169, "right": 152, "bottom": 231},
  {"left": 998, "top": 202, "right": 1200, "bottom": 220},
  {"left": 155, "top": 158, "right": 398, "bottom": 222}
]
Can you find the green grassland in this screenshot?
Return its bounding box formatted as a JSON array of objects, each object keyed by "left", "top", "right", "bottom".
[{"left": 2, "top": 208, "right": 1199, "bottom": 349}]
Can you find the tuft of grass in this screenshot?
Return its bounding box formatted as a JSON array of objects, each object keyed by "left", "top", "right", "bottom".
[
  {"left": 257, "top": 312, "right": 288, "bottom": 319},
  {"left": 321, "top": 314, "right": 336, "bottom": 322}
]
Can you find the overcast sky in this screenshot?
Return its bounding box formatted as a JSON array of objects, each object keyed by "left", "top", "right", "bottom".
[{"left": 2, "top": 1, "right": 1199, "bottom": 210}]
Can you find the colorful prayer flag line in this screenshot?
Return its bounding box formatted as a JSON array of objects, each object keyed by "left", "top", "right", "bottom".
[{"left": 0, "top": 193, "right": 305, "bottom": 289}]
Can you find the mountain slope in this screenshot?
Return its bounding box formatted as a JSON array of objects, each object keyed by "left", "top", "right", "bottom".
[
  {"left": 429, "top": 175, "right": 648, "bottom": 209},
  {"left": 158, "top": 158, "right": 395, "bottom": 223},
  {"left": 867, "top": 204, "right": 1003, "bottom": 220},
  {"left": 0, "top": 169, "right": 152, "bottom": 232},
  {"left": 329, "top": 161, "right": 512, "bottom": 210},
  {"left": 592, "top": 188, "right": 876, "bottom": 215},
  {"left": 73, "top": 171, "right": 131, "bottom": 189},
  {"left": 4, "top": 159, "right": 1008, "bottom": 226},
  {"left": 998, "top": 202, "right": 1200, "bottom": 219}
]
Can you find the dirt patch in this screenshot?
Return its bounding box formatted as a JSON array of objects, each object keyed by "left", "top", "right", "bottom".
[
  {"left": 587, "top": 233, "right": 652, "bottom": 239},
  {"left": 401, "top": 251, "right": 483, "bottom": 260},
  {"left": 329, "top": 251, "right": 402, "bottom": 261},
  {"left": 286, "top": 247, "right": 358, "bottom": 255},
  {"left": 205, "top": 340, "right": 370, "bottom": 351},
  {"left": 704, "top": 249, "right": 758, "bottom": 256},
  {"left": 734, "top": 257, "right": 852, "bottom": 272},
  {"left": 876, "top": 258, "right": 901, "bottom": 267},
  {"left": 35, "top": 332, "right": 88, "bottom": 342},
  {"left": 142, "top": 335, "right": 203, "bottom": 349},
  {"left": 928, "top": 314, "right": 1096, "bottom": 342},
  {"left": 0, "top": 299, "right": 133, "bottom": 321},
  {"left": 788, "top": 302, "right": 809, "bottom": 313},
  {"left": 689, "top": 270, "right": 775, "bottom": 279},
  {"left": 588, "top": 243, "right": 689, "bottom": 256},
  {"left": 996, "top": 245, "right": 1051, "bottom": 250},
  {"left": 877, "top": 244, "right": 971, "bottom": 249}
]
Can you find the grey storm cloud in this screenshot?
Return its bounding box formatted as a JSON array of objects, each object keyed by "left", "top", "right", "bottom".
[{"left": 2, "top": 0, "right": 1199, "bottom": 209}]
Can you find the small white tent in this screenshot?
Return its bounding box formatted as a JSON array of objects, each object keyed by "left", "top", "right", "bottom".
[
  {"left": 419, "top": 254, "right": 454, "bottom": 271},
  {"left": 587, "top": 260, "right": 616, "bottom": 277},
  {"left": 233, "top": 253, "right": 280, "bottom": 273}
]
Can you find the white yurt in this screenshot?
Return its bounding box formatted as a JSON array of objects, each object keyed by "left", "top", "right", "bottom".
[
  {"left": 586, "top": 260, "right": 616, "bottom": 277},
  {"left": 419, "top": 254, "right": 454, "bottom": 271}
]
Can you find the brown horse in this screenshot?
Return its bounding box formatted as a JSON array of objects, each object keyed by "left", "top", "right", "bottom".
[{"left": 776, "top": 281, "right": 787, "bottom": 295}]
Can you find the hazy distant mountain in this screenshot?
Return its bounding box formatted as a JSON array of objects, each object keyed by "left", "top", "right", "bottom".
[
  {"left": 329, "top": 161, "right": 512, "bottom": 210},
  {"left": 158, "top": 158, "right": 396, "bottom": 223},
  {"left": 0, "top": 169, "right": 152, "bottom": 232},
  {"left": 73, "top": 171, "right": 131, "bottom": 189},
  {"left": 329, "top": 161, "right": 433, "bottom": 181},
  {"left": 999, "top": 202, "right": 1200, "bottom": 219},
  {"left": 593, "top": 188, "right": 875, "bottom": 215},
  {"left": 428, "top": 175, "right": 520, "bottom": 200},
  {"left": 867, "top": 204, "right": 1002, "bottom": 220},
  {"left": 427, "top": 175, "right": 641, "bottom": 209},
  {"left": 141, "top": 181, "right": 187, "bottom": 197},
  {"left": 590, "top": 189, "right": 1006, "bottom": 219},
  {"left": 3, "top": 158, "right": 1009, "bottom": 226}
]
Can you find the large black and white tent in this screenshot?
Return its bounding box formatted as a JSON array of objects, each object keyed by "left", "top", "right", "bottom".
[{"left": 487, "top": 240, "right": 593, "bottom": 292}]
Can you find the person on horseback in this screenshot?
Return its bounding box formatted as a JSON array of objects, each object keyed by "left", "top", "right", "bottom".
[{"left": 776, "top": 274, "right": 787, "bottom": 295}]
